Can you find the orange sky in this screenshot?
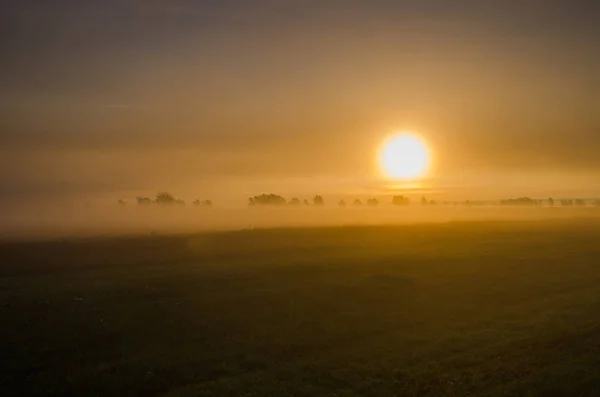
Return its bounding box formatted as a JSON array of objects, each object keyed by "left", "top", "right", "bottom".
[{"left": 1, "top": 1, "right": 599, "bottom": 207}]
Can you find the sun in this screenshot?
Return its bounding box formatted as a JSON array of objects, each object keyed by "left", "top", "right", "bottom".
[{"left": 379, "top": 134, "right": 430, "bottom": 180}]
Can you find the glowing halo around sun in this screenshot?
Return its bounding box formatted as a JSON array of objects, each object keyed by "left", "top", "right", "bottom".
[{"left": 379, "top": 134, "right": 430, "bottom": 180}]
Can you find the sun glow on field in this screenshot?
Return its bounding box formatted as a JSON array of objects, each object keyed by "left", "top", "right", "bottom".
[{"left": 380, "top": 134, "right": 430, "bottom": 180}]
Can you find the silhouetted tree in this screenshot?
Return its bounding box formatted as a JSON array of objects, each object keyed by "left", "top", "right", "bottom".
[
  {"left": 288, "top": 198, "right": 301, "bottom": 206},
  {"left": 249, "top": 194, "right": 287, "bottom": 206},
  {"left": 193, "top": 199, "right": 212, "bottom": 207},
  {"left": 303, "top": 199, "right": 310, "bottom": 206},
  {"left": 392, "top": 195, "right": 410, "bottom": 206},
  {"left": 421, "top": 196, "right": 428, "bottom": 206},
  {"left": 575, "top": 198, "right": 586, "bottom": 207},
  {"left": 548, "top": 197, "right": 555, "bottom": 207},
  {"left": 338, "top": 199, "right": 347, "bottom": 207},
  {"left": 118, "top": 199, "right": 127, "bottom": 206},
  {"left": 561, "top": 199, "right": 574, "bottom": 206},
  {"left": 500, "top": 197, "right": 538, "bottom": 206},
  {"left": 367, "top": 198, "right": 379, "bottom": 206},
  {"left": 353, "top": 199, "right": 363, "bottom": 206},
  {"left": 153, "top": 192, "right": 185, "bottom": 205},
  {"left": 155, "top": 192, "right": 176, "bottom": 205},
  {"left": 313, "top": 195, "right": 324, "bottom": 206},
  {"left": 136, "top": 197, "right": 153, "bottom": 205}
]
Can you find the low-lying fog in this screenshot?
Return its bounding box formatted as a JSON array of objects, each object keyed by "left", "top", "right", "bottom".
[{"left": 2, "top": 204, "right": 600, "bottom": 240}]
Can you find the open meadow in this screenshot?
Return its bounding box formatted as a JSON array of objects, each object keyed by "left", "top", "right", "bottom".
[{"left": 2, "top": 219, "right": 600, "bottom": 396}]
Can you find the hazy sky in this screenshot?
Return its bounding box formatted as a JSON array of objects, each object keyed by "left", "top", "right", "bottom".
[{"left": 1, "top": 0, "right": 599, "bottom": 205}]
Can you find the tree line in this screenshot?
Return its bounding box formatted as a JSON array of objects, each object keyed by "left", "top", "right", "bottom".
[
  {"left": 127, "top": 192, "right": 211, "bottom": 207},
  {"left": 119, "top": 193, "right": 600, "bottom": 208}
]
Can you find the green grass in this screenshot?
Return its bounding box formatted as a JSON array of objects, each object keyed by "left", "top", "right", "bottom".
[{"left": 2, "top": 220, "right": 600, "bottom": 396}]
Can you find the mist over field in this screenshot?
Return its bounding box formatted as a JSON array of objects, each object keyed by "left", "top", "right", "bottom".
[{"left": 2, "top": 203, "right": 600, "bottom": 240}]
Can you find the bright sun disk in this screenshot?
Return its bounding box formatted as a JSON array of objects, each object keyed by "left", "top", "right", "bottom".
[{"left": 380, "top": 134, "right": 430, "bottom": 180}]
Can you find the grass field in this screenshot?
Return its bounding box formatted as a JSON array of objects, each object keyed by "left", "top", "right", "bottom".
[{"left": 2, "top": 220, "right": 600, "bottom": 396}]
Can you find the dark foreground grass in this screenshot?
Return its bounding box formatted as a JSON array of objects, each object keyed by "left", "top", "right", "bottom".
[{"left": 1, "top": 220, "right": 600, "bottom": 396}]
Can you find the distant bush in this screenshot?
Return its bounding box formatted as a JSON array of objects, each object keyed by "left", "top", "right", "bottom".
[
  {"left": 313, "top": 195, "right": 325, "bottom": 206},
  {"left": 338, "top": 199, "right": 347, "bottom": 207},
  {"left": 249, "top": 194, "right": 287, "bottom": 206},
  {"left": 366, "top": 198, "right": 379, "bottom": 206},
  {"left": 136, "top": 197, "right": 153, "bottom": 205},
  {"left": 353, "top": 199, "right": 362, "bottom": 206},
  {"left": 392, "top": 195, "right": 410, "bottom": 206},
  {"left": 193, "top": 199, "right": 213, "bottom": 207},
  {"left": 500, "top": 197, "right": 539, "bottom": 206},
  {"left": 151, "top": 192, "right": 185, "bottom": 205},
  {"left": 155, "top": 192, "right": 175, "bottom": 204},
  {"left": 288, "top": 198, "right": 301, "bottom": 206}
]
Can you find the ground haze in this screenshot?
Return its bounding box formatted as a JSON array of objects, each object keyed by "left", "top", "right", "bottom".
[
  {"left": 2, "top": 205, "right": 600, "bottom": 240},
  {"left": 2, "top": 220, "right": 600, "bottom": 396}
]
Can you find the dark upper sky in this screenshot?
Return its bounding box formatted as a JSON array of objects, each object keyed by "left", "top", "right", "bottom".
[{"left": 1, "top": 0, "right": 599, "bottom": 203}]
